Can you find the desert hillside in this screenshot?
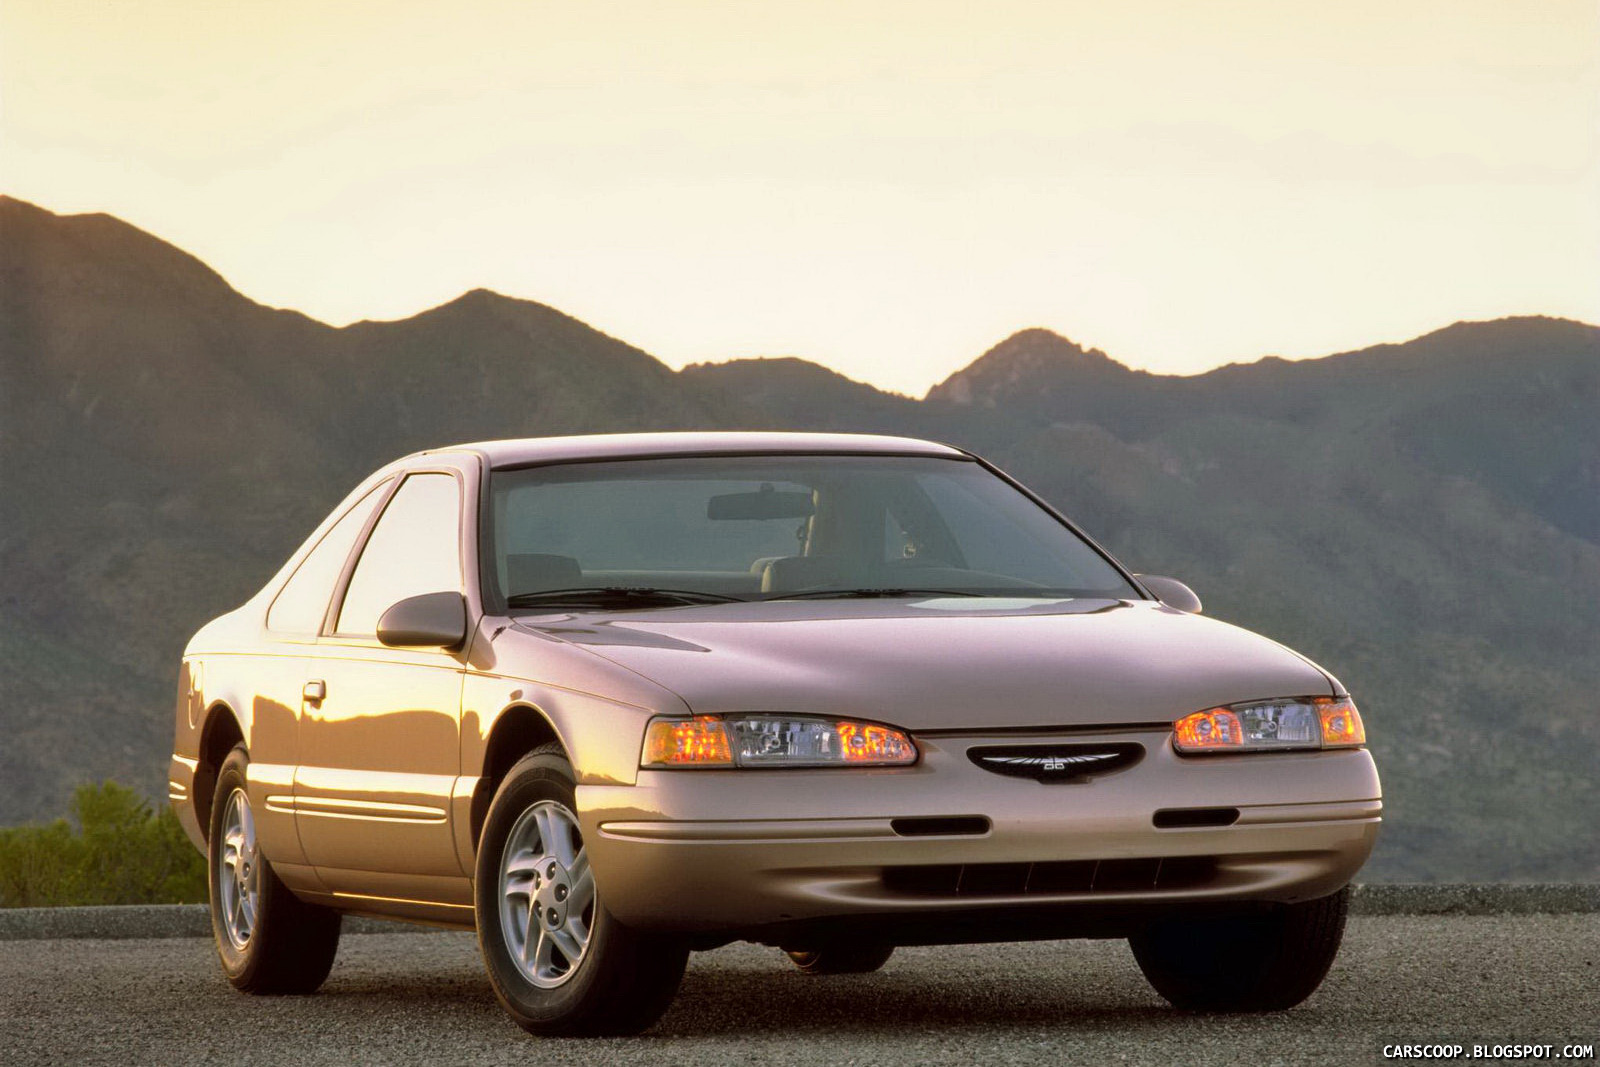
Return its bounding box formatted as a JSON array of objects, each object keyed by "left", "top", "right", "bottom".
[{"left": 4, "top": 196, "right": 1597, "bottom": 880}]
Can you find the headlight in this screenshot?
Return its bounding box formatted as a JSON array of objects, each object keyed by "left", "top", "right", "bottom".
[
  {"left": 642, "top": 714, "right": 918, "bottom": 768},
  {"left": 1172, "top": 696, "right": 1366, "bottom": 754}
]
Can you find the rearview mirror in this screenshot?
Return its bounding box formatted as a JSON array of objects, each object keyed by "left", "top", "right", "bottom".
[
  {"left": 376, "top": 591, "right": 468, "bottom": 649},
  {"left": 1135, "top": 574, "right": 1202, "bottom": 614},
  {"left": 707, "top": 485, "right": 814, "bottom": 520}
]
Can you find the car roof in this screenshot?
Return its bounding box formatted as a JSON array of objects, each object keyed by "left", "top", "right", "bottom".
[{"left": 410, "top": 431, "right": 969, "bottom": 469}]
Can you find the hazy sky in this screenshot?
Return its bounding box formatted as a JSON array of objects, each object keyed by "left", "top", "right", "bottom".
[{"left": 4, "top": 1, "right": 1596, "bottom": 394}]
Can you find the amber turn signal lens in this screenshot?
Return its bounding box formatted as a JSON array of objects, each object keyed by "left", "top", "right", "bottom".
[
  {"left": 1316, "top": 697, "right": 1366, "bottom": 747},
  {"left": 835, "top": 721, "right": 918, "bottom": 764},
  {"left": 642, "top": 716, "right": 733, "bottom": 766},
  {"left": 1172, "top": 708, "right": 1245, "bottom": 751}
]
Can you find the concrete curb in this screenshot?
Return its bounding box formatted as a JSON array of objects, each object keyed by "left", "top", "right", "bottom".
[
  {"left": 1, "top": 884, "right": 1595, "bottom": 941},
  {"left": 1349, "top": 882, "right": 1600, "bottom": 916}
]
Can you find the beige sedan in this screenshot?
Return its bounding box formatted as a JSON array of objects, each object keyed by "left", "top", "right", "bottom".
[{"left": 169, "top": 432, "right": 1380, "bottom": 1035}]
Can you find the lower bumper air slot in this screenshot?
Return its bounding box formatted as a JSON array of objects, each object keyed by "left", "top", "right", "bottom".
[
  {"left": 882, "top": 856, "right": 1219, "bottom": 897},
  {"left": 1152, "top": 807, "right": 1240, "bottom": 829},
  {"left": 890, "top": 816, "right": 991, "bottom": 838}
]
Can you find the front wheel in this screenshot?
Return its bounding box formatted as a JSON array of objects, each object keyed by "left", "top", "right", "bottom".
[
  {"left": 475, "top": 748, "right": 688, "bottom": 1036},
  {"left": 1130, "top": 886, "right": 1350, "bottom": 1012},
  {"left": 208, "top": 746, "right": 342, "bottom": 993}
]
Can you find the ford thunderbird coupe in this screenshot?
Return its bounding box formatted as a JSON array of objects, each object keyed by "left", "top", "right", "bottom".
[{"left": 169, "top": 431, "right": 1380, "bottom": 1035}]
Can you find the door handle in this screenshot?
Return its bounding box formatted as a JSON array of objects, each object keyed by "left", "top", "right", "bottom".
[{"left": 303, "top": 680, "right": 326, "bottom": 704}]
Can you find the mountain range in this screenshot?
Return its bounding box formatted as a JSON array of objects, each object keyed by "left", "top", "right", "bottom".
[{"left": 3, "top": 195, "right": 1596, "bottom": 880}]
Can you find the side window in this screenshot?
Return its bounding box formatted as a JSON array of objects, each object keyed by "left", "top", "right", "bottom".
[
  {"left": 334, "top": 473, "right": 463, "bottom": 637},
  {"left": 266, "top": 480, "right": 392, "bottom": 634}
]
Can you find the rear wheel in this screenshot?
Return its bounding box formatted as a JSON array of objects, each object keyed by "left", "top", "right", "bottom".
[
  {"left": 785, "top": 941, "right": 896, "bottom": 975},
  {"left": 208, "top": 746, "right": 342, "bottom": 993},
  {"left": 1130, "top": 886, "right": 1350, "bottom": 1011},
  {"left": 475, "top": 748, "right": 688, "bottom": 1036}
]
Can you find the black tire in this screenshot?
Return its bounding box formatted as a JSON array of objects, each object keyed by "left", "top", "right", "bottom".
[
  {"left": 1130, "top": 886, "right": 1350, "bottom": 1012},
  {"left": 475, "top": 747, "right": 689, "bottom": 1036},
  {"left": 785, "top": 941, "right": 896, "bottom": 975},
  {"left": 208, "top": 745, "right": 342, "bottom": 994}
]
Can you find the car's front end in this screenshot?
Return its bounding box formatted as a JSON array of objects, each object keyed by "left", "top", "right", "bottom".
[
  {"left": 473, "top": 434, "right": 1380, "bottom": 1023},
  {"left": 500, "top": 594, "right": 1380, "bottom": 946},
  {"left": 581, "top": 715, "right": 1378, "bottom": 946}
]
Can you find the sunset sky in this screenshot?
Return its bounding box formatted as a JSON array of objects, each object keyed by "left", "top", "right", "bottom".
[{"left": 4, "top": 0, "right": 1596, "bottom": 394}]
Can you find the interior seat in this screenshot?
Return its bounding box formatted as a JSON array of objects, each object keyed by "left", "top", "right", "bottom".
[{"left": 759, "top": 555, "right": 866, "bottom": 594}]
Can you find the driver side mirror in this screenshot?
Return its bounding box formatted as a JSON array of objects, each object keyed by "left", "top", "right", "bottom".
[
  {"left": 1135, "top": 574, "right": 1202, "bottom": 614},
  {"left": 376, "top": 591, "right": 468, "bottom": 649}
]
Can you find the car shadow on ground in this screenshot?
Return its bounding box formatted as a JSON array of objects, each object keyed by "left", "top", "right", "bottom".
[
  {"left": 320, "top": 970, "right": 1197, "bottom": 1040},
  {"left": 313, "top": 940, "right": 1252, "bottom": 1039},
  {"left": 657, "top": 973, "right": 1184, "bottom": 1037}
]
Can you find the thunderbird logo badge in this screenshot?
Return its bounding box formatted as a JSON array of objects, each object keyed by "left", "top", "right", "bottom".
[{"left": 967, "top": 743, "right": 1144, "bottom": 782}]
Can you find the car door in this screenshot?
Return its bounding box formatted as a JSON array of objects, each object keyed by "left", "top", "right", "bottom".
[
  {"left": 249, "top": 476, "right": 396, "bottom": 890},
  {"left": 293, "top": 464, "right": 473, "bottom": 906}
]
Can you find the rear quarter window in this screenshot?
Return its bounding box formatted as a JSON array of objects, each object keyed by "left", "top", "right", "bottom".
[{"left": 267, "top": 480, "right": 392, "bottom": 635}]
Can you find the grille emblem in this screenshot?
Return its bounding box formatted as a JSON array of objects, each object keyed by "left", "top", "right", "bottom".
[{"left": 968, "top": 742, "right": 1143, "bottom": 783}]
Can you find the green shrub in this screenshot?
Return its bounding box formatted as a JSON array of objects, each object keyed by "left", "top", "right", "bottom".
[{"left": 0, "top": 781, "right": 207, "bottom": 907}]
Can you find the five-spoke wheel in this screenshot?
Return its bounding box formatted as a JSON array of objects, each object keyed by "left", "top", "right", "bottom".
[
  {"left": 476, "top": 747, "right": 688, "bottom": 1035},
  {"left": 206, "top": 744, "right": 342, "bottom": 993},
  {"left": 216, "top": 787, "right": 260, "bottom": 950},
  {"left": 499, "top": 800, "right": 596, "bottom": 988}
]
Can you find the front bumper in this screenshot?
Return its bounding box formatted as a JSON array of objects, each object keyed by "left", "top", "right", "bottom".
[{"left": 577, "top": 729, "right": 1380, "bottom": 939}]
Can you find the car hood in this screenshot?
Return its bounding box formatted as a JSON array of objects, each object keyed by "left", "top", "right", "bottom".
[{"left": 512, "top": 597, "right": 1337, "bottom": 731}]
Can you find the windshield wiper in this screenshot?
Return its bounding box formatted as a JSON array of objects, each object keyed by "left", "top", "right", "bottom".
[
  {"left": 506, "top": 587, "right": 745, "bottom": 609},
  {"left": 761, "top": 587, "right": 987, "bottom": 601}
]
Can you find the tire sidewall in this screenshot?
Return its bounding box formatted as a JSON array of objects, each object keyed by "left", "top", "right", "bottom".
[
  {"left": 474, "top": 754, "right": 618, "bottom": 1028},
  {"left": 207, "top": 747, "right": 255, "bottom": 981}
]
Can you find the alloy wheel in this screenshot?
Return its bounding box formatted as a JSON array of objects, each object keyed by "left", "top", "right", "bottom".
[
  {"left": 217, "top": 787, "right": 259, "bottom": 950},
  {"left": 498, "top": 800, "right": 595, "bottom": 988}
]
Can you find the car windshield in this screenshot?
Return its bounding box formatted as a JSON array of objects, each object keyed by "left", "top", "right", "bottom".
[{"left": 485, "top": 454, "right": 1139, "bottom": 608}]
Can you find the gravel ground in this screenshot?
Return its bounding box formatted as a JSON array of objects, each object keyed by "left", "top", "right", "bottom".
[{"left": 1, "top": 916, "right": 1595, "bottom": 1066}]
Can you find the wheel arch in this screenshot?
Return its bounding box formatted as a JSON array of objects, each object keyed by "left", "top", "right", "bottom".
[
  {"left": 194, "top": 701, "right": 246, "bottom": 845},
  {"left": 471, "top": 703, "right": 567, "bottom": 848}
]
